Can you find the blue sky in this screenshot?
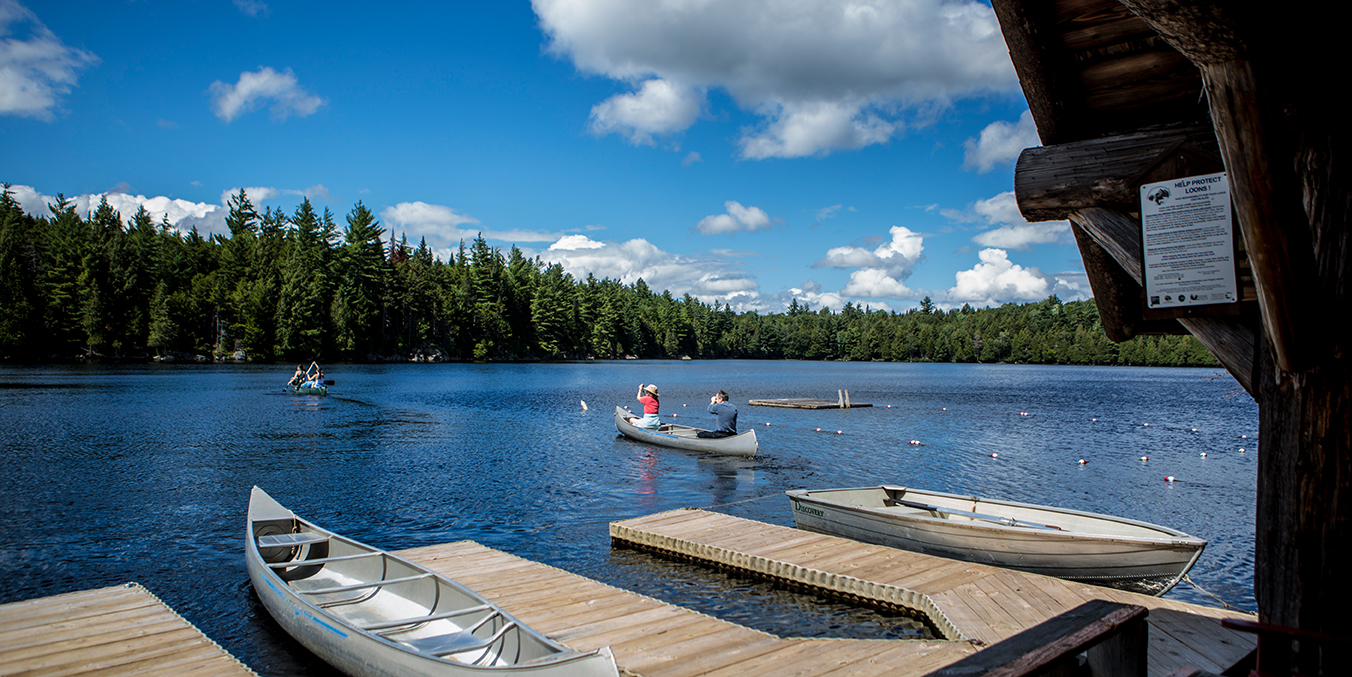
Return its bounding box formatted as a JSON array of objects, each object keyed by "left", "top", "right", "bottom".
[{"left": 1, "top": 0, "right": 1084, "bottom": 313}]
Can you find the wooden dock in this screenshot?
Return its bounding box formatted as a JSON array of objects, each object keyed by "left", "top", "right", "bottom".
[
  {"left": 609, "top": 509, "right": 1257, "bottom": 677},
  {"left": 398, "top": 541, "right": 979, "bottom": 677},
  {"left": 0, "top": 582, "right": 256, "bottom": 677}
]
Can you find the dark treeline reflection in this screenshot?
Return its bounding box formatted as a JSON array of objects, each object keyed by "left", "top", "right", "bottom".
[{"left": 0, "top": 185, "right": 1216, "bottom": 366}]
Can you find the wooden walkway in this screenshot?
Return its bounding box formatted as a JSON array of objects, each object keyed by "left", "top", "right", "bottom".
[
  {"left": 399, "top": 541, "right": 979, "bottom": 677},
  {"left": 610, "top": 509, "right": 1257, "bottom": 677},
  {"left": 0, "top": 582, "right": 256, "bottom": 677}
]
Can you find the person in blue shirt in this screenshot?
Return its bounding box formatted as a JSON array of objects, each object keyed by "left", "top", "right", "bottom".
[{"left": 697, "top": 390, "right": 737, "bottom": 438}]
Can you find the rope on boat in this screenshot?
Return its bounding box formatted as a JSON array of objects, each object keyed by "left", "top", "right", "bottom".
[
  {"left": 703, "top": 493, "right": 781, "bottom": 509},
  {"left": 1181, "top": 574, "right": 1256, "bottom": 616}
]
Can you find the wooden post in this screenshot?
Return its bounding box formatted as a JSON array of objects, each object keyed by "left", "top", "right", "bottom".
[
  {"left": 844, "top": 390, "right": 851, "bottom": 408},
  {"left": 837, "top": 389, "right": 844, "bottom": 408}
]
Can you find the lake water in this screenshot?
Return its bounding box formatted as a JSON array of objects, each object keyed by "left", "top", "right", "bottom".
[{"left": 0, "top": 361, "right": 1259, "bottom": 675}]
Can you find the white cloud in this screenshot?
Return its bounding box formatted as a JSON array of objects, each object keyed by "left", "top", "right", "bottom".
[
  {"left": 739, "top": 100, "right": 897, "bottom": 159},
  {"left": 814, "top": 225, "right": 924, "bottom": 279},
  {"left": 0, "top": 0, "right": 99, "bottom": 120},
  {"left": 233, "top": 0, "right": 269, "bottom": 17},
  {"left": 962, "top": 110, "right": 1039, "bottom": 173},
  {"left": 787, "top": 279, "right": 846, "bottom": 311},
  {"left": 7, "top": 183, "right": 222, "bottom": 233},
  {"left": 812, "top": 225, "right": 926, "bottom": 302},
  {"left": 209, "top": 66, "right": 324, "bottom": 123},
  {"left": 380, "top": 200, "right": 562, "bottom": 251},
  {"left": 541, "top": 234, "right": 759, "bottom": 304},
  {"left": 946, "top": 248, "right": 1051, "bottom": 306},
  {"left": 968, "top": 191, "right": 1070, "bottom": 251},
  {"left": 840, "top": 267, "right": 914, "bottom": 298},
  {"left": 682, "top": 151, "right": 702, "bottom": 166},
  {"left": 695, "top": 200, "right": 773, "bottom": 234},
  {"left": 535, "top": 0, "right": 1018, "bottom": 158},
  {"left": 589, "top": 78, "right": 704, "bottom": 145}
]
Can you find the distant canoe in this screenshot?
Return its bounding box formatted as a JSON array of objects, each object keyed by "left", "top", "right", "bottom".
[
  {"left": 613, "top": 406, "right": 757, "bottom": 457},
  {"left": 786, "top": 485, "right": 1206, "bottom": 596},
  {"left": 290, "top": 384, "right": 328, "bottom": 395},
  {"left": 246, "top": 487, "right": 618, "bottom": 677}
]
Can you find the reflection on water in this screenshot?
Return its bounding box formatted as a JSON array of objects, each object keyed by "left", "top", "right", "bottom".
[{"left": 0, "top": 362, "right": 1258, "bottom": 676}]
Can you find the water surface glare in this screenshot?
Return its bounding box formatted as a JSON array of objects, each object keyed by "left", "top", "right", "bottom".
[{"left": 0, "top": 362, "right": 1258, "bottom": 675}]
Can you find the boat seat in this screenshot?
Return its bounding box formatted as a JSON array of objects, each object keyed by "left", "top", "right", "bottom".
[
  {"left": 401, "top": 621, "right": 517, "bottom": 658},
  {"left": 258, "top": 532, "right": 330, "bottom": 548},
  {"left": 362, "top": 604, "right": 492, "bottom": 632},
  {"left": 299, "top": 573, "right": 432, "bottom": 595},
  {"left": 266, "top": 552, "right": 381, "bottom": 569}
]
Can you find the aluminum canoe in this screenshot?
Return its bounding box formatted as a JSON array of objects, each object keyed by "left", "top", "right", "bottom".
[
  {"left": 246, "top": 487, "right": 618, "bottom": 677},
  {"left": 786, "top": 485, "right": 1206, "bottom": 596},
  {"left": 613, "top": 406, "right": 757, "bottom": 457}
]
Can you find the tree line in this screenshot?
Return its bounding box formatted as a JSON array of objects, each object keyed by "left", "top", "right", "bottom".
[{"left": 0, "top": 185, "right": 1217, "bottom": 367}]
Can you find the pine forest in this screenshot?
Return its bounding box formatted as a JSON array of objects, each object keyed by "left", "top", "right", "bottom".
[{"left": 0, "top": 186, "right": 1218, "bottom": 367}]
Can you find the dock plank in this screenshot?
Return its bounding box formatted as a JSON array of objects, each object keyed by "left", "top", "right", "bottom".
[
  {"left": 609, "top": 509, "right": 1257, "bottom": 677},
  {"left": 0, "top": 583, "right": 254, "bottom": 677}
]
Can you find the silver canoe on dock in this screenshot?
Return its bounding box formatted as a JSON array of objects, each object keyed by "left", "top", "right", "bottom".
[
  {"left": 246, "top": 487, "right": 618, "bottom": 677},
  {"left": 786, "top": 485, "right": 1206, "bottom": 596},
  {"left": 613, "top": 406, "right": 758, "bottom": 457}
]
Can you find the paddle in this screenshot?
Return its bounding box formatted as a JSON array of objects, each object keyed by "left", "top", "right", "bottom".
[{"left": 885, "top": 497, "right": 1063, "bottom": 531}]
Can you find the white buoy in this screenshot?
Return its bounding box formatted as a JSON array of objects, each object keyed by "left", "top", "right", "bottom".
[
  {"left": 989, "top": 452, "right": 998, "bottom": 458},
  {"left": 581, "top": 400, "right": 588, "bottom": 411},
  {"left": 1201, "top": 452, "right": 1208, "bottom": 457},
  {"left": 1143, "top": 422, "right": 1149, "bottom": 426},
  {"left": 836, "top": 430, "right": 843, "bottom": 435},
  {"left": 1078, "top": 459, "right": 1088, "bottom": 465},
  {"left": 1165, "top": 476, "right": 1176, "bottom": 482},
  {"left": 815, "top": 428, "right": 822, "bottom": 432},
  {"left": 765, "top": 422, "right": 771, "bottom": 426},
  {"left": 1140, "top": 456, "right": 1149, "bottom": 462},
  {"left": 1090, "top": 418, "right": 1098, "bottom": 422},
  {"left": 1239, "top": 448, "right": 1246, "bottom": 453}
]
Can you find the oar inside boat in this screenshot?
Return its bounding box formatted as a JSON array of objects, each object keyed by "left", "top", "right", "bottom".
[{"left": 884, "top": 497, "right": 1063, "bottom": 531}]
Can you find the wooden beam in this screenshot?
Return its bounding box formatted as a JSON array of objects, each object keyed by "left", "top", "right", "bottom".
[
  {"left": 1014, "top": 126, "right": 1218, "bottom": 222},
  {"left": 1070, "top": 207, "right": 1256, "bottom": 394},
  {"left": 1115, "top": 2, "right": 1328, "bottom": 374},
  {"left": 924, "top": 600, "right": 1148, "bottom": 677}
]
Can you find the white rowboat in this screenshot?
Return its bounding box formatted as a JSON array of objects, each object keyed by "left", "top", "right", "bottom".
[
  {"left": 246, "top": 487, "right": 618, "bottom": 677},
  {"left": 613, "top": 406, "right": 757, "bottom": 457},
  {"left": 786, "top": 485, "right": 1206, "bottom": 596}
]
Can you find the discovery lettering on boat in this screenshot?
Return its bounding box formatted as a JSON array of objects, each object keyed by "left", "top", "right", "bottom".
[{"left": 793, "top": 502, "right": 825, "bottom": 517}]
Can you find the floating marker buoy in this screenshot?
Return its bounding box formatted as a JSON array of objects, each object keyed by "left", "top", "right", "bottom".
[
  {"left": 765, "top": 422, "right": 771, "bottom": 426},
  {"left": 989, "top": 452, "right": 998, "bottom": 458},
  {"left": 581, "top": 400, "right": 588, "bottom": 411},
  {"left": 1165, "top": 476, "right": 1176, "bottom": 482},
  {"left": 1190, "top": 428, "right": 1198, "bottom": 432},
  {"left": 1090, "top": 418, "right": 1098, "bottom": 422},
  {"left": 1239, "top": 448, "right": 1246, "bottom": 453},
  {"left": 1142, "top": 423, "right": 1149, "bottom": 426},
  {"left": 1140, "top": 456, "right": 1149, "bottom": 462},
  {"left": 683, "top": 403, "right": 687, "bottom": 407},
  {"left": 836, "top": 430, "right": 842, "bottom": 435},
  {"left": 1078, "top": 459, "right": 1088, "bottom": 465},
  {"left": 941, "top": 407, "right": 947, "bottom": 411},
  {"left": 815, "top": 428, "right": 822, "bottom": 432},
  {"left": 909, "top": 440, "right": 921, "bottom": 445},
  {"left": 1200, "top": 452, "right": 1207, "bottom": 457},
  {"left": 886, "top": 405, "right": 892, "bottom": 408},
  {"left": 1240, "top": 434, "right": 1248, "bottom": 438}
]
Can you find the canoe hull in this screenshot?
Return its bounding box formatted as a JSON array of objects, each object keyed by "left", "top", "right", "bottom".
[
  {"left": 246, "top": 487, "right": 617, "bottom": 677},
  {"left": 613, "top": 406, "right": 757, "bottom": 457},
  {"left": 786, "top": 486, "right": 1206, "bottom": 596},
  {"left": 291, "top": 385, "right": 328, "bottom": 395}
]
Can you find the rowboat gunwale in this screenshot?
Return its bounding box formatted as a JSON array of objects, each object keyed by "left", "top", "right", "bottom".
[
  {"left": 613, "top": 406, "right": 758, "bottom": 457},
  {"left": 245, "top": 487, "right": 617, "bottom": 676},
  {"left": 786, "top": 485, "right": 1207, "bottom": 596}
]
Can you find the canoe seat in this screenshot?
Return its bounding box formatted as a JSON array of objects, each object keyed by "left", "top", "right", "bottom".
[
  {"left": 258, "top": 532, "right": 329, "bottom": 548},
  {"left": 402, "top": 621, "right": 517, "bottom": 659},
  {"left": 362, "top": 605, "right": 492, "bottom": 632}
]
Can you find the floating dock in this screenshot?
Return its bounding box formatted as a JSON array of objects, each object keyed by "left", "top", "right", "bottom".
[
  {"left": 608, "top": 509, "right": 1257, "bottom": 677},
  {"left": 0, "top": 582, "right": 256, "bottom": 677},
  {"left": 749, "top": 390, "right": 872, "bottom": 409}
]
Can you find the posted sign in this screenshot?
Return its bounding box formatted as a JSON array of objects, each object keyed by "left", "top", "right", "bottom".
[{"left": 1140, "top": 172, "right": 1238, "bottom": 316}]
